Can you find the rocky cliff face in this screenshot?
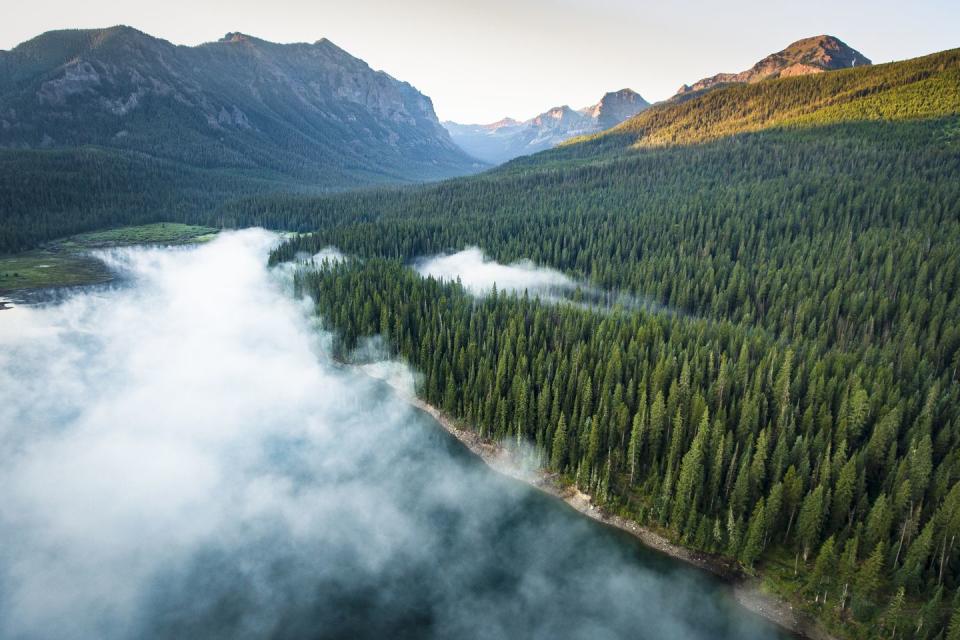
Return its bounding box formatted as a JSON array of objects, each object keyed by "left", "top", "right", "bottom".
[
  {"left": 675, "top": 35, "right": 870, "bottom": 98},
  {"left": 585, "top": 89, "right": 652, "bottom": 130},
  {"left": 444, "top": 89, "right": 649, "bottom": 164},
  {"left": 0, "top": 26, "right": 480, "bottom": 184}
]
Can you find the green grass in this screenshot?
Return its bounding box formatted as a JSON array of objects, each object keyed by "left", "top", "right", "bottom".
[
  {"left": 0, "top": 252, "right": 112, "bottom": 291},
  {"left": 55, "top": 222, "right": 219, "bottom": 250},
  {"left": 0, "top": 222, "right": 218, "bottom": 293}
]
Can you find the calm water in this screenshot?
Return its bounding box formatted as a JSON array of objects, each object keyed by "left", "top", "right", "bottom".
[{"left": 0, "top": 231, "right": 791, "bottom": 640}]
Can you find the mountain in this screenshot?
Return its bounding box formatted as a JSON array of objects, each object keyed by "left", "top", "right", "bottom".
[
  {"left": 550, "top": 46, "right": 958, "bottom": 156},
  {"left": 0, "top": 26, "right": 480, "bottom": 186},
  {"left": 674, "top": 35, "right": 870, "bottom": 98},
  {"left": 443, "top": 89, "right": 649, "bottom": 164},
  {"left": 582, "top": 88, "right": 652, "bottom": 129}
]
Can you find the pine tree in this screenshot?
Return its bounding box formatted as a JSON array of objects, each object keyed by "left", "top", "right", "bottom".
[
  {"left": 672, "top": 410, "right": 708, "bottom": 530},
  {"left": 880, "top": 587, "right": 905, "bottom": 638},
  {"left": 811, "top": 536, "right": 836, "bottom": 602},
  {"left": 726, "top": 508, "right": 743, "bottom": 556},
  {"left": 782, "top": 465, "right": 804, "bottom": 543},
  {"left": 797, "top": 485, "right": 826, "bottom": 561},
  {"left": 898, "top": 520, "right": 934, "bottom": 593},
  {"left": 551, "top": 413, "right": 568, "bottom": 471},
  {"left": 855, "top": 541, "right": 886, "bottom": 617},
  {"left": 741, "top": 498, "right": 766, "bottom": 569},
  {"left": 947, "top": 605, "right": 960, "bottom": 640},
  {"left": 916, "top": 587, "right": 943, "bottom": 639},
  {"left": 831, "top": 457, "right": 858, "bottom": 531},
  {"left": 838, "top": 535, "right": 860, "bottom": 613},
  {"left": 648, "top": 391, "right": 666, "bottom": 469},
  {"left": 627, "top": 393, "right": 647, "bottom": 485},
  {"left": 865, "top": 494, "right": 892, "bottom": 551}
]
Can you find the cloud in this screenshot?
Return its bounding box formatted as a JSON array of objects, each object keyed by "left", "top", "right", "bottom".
[
  {"left": 0, "top": 230, "right": 783, "bottom": 640},
  {"left": 350, "top": 336, "right": 422, "bottom": 398},
  {"left": 414, "top": 246, "right": 575, "bottom": 296},
  {"left": 308, "top": 246, "right": 347, "bottom": 266},
  {"left": 411, "top": 247, "right": 671, "bottom": 316}
]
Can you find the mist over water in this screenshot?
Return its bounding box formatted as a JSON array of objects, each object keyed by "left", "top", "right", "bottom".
[{"left": 0, "top": 230, "right": 787, "bottom": 640}]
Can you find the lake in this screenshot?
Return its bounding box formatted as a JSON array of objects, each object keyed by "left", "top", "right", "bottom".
[{"left": 0, "top": 230, "right": 791, "bottom": 640}]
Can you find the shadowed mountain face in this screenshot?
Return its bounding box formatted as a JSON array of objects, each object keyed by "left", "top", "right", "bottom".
[
  {"left": 674, "top": 35, "right": 870, "bottom": 98},
  {"left": 0, "top": 26, "right": 481, "bottom": 185},
  {"left": 443, "top": 89, "right": 649, "bottom": 164}
]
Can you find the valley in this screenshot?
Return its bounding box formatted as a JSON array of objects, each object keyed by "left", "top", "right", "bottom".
[{"left": 1, "top": 15, "right": 959, "bottom": 640}]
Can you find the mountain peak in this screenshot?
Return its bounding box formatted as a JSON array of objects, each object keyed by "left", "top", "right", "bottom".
[
  {"left": 530, "top": 105, "right": 588, "bottom": 129},
  {"left": 444, "top": 88, "right": 649, "bottom": 164},
  {"left": 776, "top": 34, "right": 871, "bottom": 72},
  {"left": 220, "top": 32, "right": 252, "bottom": 43},
  {"left": 675, "top": 34, "right": 870, "bottom": 97},
  {"left": 581, "top": 89, "right": 650, "bottom": 128},
  {"left": 0, "top": 26, "right": 479, "bottom": 185}
]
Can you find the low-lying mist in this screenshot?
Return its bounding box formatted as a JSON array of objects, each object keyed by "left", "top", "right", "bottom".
[
  {"left": 413, "top": 246, "right": 670, "bottom": 315},
  {"left": 0, "top": 231, "right": 784, "bottom": 640},
  {"left": 414, "top": 247, "right": 575, "bottom": 296}
]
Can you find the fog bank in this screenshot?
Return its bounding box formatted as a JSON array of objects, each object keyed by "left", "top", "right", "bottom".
[
  {"left": 414, "top": 246, "right": 575, "bottom": 296},
  {"left": 0, "top": 231, "right": 784, "bottom": 640}
]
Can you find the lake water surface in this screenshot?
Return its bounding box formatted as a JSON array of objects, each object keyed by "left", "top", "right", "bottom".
[{"left": 0, "top": 230, "right": 790, "bottom": 640}]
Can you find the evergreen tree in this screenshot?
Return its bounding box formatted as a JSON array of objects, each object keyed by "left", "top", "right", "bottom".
[
  {"left": 551, "top": 414, "right": 568, "bottom": 471},
  {"left": 741, "top": 498, "right": 767, "bottom": 569},
  {"left": 797, "top": 485, "right": 826, "bottom": 561}
]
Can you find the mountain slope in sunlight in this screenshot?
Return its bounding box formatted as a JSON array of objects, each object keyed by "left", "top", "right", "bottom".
[
  {"left": 674, "top": 35, "right": 871, "bottom": 98},
  {"left": 557, "top": 47, "right": 959, "bottom": 156}
]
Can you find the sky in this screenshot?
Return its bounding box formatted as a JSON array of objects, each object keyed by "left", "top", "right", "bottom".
[{"left": 1, "top": 0, "right": 957, "bottom": 122}]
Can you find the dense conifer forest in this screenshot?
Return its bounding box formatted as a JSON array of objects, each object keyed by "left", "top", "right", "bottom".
[
  {"left": 266, "top": 118, "right": 960, "bottom": 637},
  {"left": 296, "top": 251, "right": 959, "bottom": 637},
  {"left": 3, "top": 42, "right": 959, "bottom": 639}
]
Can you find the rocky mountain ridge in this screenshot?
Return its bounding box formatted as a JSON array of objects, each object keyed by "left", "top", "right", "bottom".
[
  {"left": 444, "top": 88, "right": 649, "bottom": 164},
  {"left": 674, "top": 35, "right": 870, "bottom": 98},
  {"left": 0, "top": 26, "right": 480, "bottom": 185}
]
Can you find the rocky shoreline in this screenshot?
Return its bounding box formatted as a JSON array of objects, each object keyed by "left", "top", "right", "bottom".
[{"left": 404, "top": 393, "right": 839, "bottom": 640}]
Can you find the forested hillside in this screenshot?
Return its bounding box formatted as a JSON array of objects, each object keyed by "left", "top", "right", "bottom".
[
  {"left": 564, "top": 47, "right": 960, "bottom": 151},
  {"left": 0, "top": 26, "right": 480, "bottom": 251},
  {"left": 0, "top": 147, "right": 300, "bottom": 251},
  {"left": 260, "top": 49, "right": 960, "bottom": 640}
]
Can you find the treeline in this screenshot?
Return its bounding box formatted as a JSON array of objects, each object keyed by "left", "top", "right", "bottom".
[
  {"left": 299, "top": 258, "right": 960, "bottom": 638},
  {"left": 0, "top": 147, "right": 310, "bottom": 253},
  {"left": 268, "top": 120, "right": 960, "bottom": 384}
]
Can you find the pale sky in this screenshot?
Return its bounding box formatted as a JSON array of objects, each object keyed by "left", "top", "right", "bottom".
[{"left": 2, "top": 0, "right": 957, "bottom": 123}]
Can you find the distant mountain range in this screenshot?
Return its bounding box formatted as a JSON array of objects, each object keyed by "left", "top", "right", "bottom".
[
  {"left": 530, "top": 45, "right": 956, "bottom": 163},
  {"left": 674, "top": 35, "right": 871, "bottom": 99},
  {"left": 7, "top": 28, "right": 939, "bottom": 255},
  {"left": 445, "top": 35, "right": 870, "bottom": 165},
  {"left": 0, "top": 26, "right": 480, "bottom": 186},
  {"left": 444, "top": 89, "right": 649, "bottom": 164}
]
